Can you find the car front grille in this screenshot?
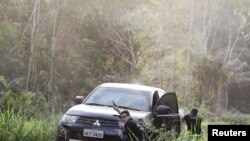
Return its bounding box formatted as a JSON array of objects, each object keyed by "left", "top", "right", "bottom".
[{"left": 76, "top": 116, "right": 119, "bottom": 127}]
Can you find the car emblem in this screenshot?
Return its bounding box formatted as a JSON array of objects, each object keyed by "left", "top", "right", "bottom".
[{"left": 93, "top": 120, "right": 101, "bottom": 126}]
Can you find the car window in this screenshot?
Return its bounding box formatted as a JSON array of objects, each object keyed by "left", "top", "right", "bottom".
[{"left": 84, "top": 87, "right": 151, "bottom": 112}]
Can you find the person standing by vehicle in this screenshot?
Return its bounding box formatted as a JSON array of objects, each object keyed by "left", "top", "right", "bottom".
[
  {"left": 184, "top": 107, "right": 202, "bottom": 134},
  {"left": 119, "top": 110, "right": 142, "bottom": 141}
]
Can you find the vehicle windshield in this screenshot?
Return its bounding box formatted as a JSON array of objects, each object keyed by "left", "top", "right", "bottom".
[{"left": 84, "top": 86, "right": 151, "bottom": 112}]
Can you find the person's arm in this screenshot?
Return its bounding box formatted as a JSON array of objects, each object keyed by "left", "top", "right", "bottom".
[
  {"left": 184, "top": 114, "right": 189, "bottom": 120},
  {"left": 113, "top": 101, "right": 121, "bottom": 114},
  {"left": 120, "top": 124, "right": 129, "bottom": 141},
  {"left": 120, "top": 134, "right": 128, "bottom": 141},
  {"left": 184, "top": 114, "right": 191, "bottom": 131},
  {"left": 114, "top": 106, "right": 121, "bottom": 114},
  {"left": 126, "top": 121, "right": 143, "bottom": 141}
]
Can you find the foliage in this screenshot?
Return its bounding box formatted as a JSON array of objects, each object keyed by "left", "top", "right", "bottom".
[
  {"left": 0, "top": 90, "right": 48, "bottom": 119},
  {"left": 0, "top": 76, "right": 9, "bottom": 91},
  {"left": 192, "top": 55, "right": 222, "bottom": 109},
  {"left": 143, "top": 121, "right": 206, "bottom": 141},
  {"left": 0, "top": 75, "right": 48, "bottom": 119},
  {"left": 0, "top": 110, "right": 59, "bottom": 141},
  {"left": 0, "top": 1, "right": 249, "bottom": 140},
  {"left": 0, "top": 0, "right": 249, "bottom": 114},
  {"left": 220, "top": 110, "right": 250, "bottom": 125}
]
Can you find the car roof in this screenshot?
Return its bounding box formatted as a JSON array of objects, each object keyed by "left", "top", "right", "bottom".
[{"left": 100, "top": 83, "right": 166, "bottom": 94}]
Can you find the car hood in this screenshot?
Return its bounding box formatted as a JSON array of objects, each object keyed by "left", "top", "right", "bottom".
[{"left": 66, "top": 104, "right": 150, "bottom": 121}]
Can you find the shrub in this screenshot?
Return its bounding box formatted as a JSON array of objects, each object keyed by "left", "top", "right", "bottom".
[
  {"left": 220, "top": 110, "right": 250, "bottom": 124},
  {"left": 0, "top": 110, "right": 60, "bottom": 141},
  {"left": 143, "top": 121, "right": 206, "bottom": 141},
  {"left": 0, "top": 90, "right": 48, "bottom": 119},
  {"left": 0, "top": 76, "right": 9, "bottom": 89}
]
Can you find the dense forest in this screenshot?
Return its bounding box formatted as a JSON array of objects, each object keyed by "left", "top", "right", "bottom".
[{"left": 0, "top": 0, "right": 250, "bottom": 115}]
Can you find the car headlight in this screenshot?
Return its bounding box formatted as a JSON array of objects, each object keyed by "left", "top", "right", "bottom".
[{"left": 62, "top": 115, "right": 80, "bottom": 123}]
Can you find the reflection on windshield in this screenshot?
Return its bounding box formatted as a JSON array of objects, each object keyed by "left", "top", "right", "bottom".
[{"left": 85, "top": 87, "right": 150, "bottom": 112}]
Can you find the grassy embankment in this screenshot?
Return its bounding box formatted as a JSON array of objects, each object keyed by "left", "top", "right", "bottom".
[
  {"left": 1, "top": 109, "right": 250, "bottom": 141},
  {"left": 0, "top": 110, "right": 60, "bottom": 141}
]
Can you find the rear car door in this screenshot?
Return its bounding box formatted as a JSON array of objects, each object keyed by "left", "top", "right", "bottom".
[{"left": 152, "top": 92, "right": 181, "bottom": 133}]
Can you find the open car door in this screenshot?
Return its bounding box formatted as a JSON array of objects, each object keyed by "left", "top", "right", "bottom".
[{"left": 152, "top": 92, "right": 181, "bottom": 134}]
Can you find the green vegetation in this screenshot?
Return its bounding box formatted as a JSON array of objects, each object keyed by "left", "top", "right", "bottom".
[
  {"left": 141, "top": 119, "right": 207, "bottom": 141},
  {"left": 0, "top": 91, "right": 48, "bottom": 119},
  {"left": 0, "top": 110, "right": 59, "bottom": 141},
  {"left": 0, "top": 0, "right": 249, "bottom": 113},
  {"left": 0, "top": 76, "right": 58, "bottom": 141}
]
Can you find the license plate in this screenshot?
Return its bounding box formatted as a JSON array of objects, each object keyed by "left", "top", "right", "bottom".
[{"left": 83, "top": 129, "right": 104, "bottom": 138}]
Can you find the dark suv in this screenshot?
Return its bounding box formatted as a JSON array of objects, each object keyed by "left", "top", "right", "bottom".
[{"left": 57, "top": 83, "right": 184, "bottom": 141}]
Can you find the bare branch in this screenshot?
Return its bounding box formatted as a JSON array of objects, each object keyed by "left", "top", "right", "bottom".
[
  {"left": 98, "top": 16, "right": 137, "bottom": 68},
  {"left": 49, "top": 0, "right": 60, "bottom": 92},
  {"left": 26, "top": 0, "right": 39, "bottom": 91},
  {"left": 209, "top": 27, "right": 218, "bottom": 52},
  {"left": 238, "top": 38, "right": 247, "bottom": 58},
  {"left": 223, "top": 15, "right": 232, "bottom": 65}
]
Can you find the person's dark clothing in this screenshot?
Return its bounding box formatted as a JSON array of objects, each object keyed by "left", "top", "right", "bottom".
[
  {"left": 184, "top": 114, "right": 202, "bottom": 134},
  {"left": 123, "top": 118, "right": 142, "bottom": 141}
]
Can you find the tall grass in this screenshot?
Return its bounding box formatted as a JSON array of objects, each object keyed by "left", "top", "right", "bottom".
[
  {"left": 0, "top": 110, "right": 60, "bottom": 141},
  {"left": 142, "top": 120, "right": 207, "bottom": 141}
]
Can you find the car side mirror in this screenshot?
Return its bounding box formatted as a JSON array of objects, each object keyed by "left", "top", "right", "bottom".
[
  {"left": 155, "top": 105, "right": 170, "bottom": 115},
  {"left": 75, "top": 96, "right": 85, "bottom": 104}
]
